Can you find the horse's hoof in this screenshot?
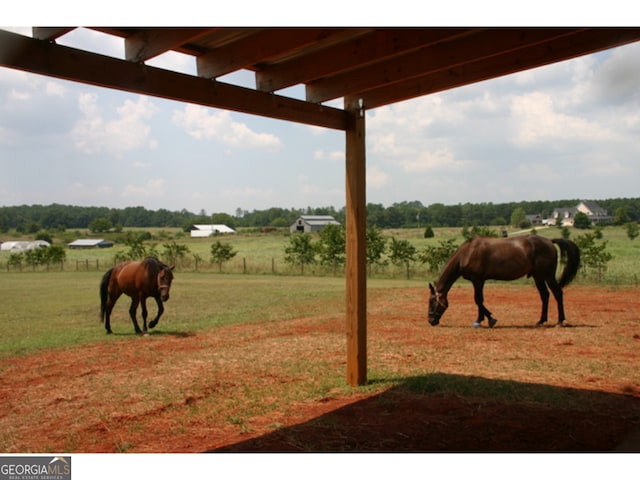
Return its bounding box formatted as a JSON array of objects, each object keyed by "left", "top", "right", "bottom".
[
  {"left": 489, "top": 318, "right": 498, "bottom": 328},
  {"left": 473, "top": 322, "right": 481, "bottom": 328},
  {"left": 106, "top": 330, "right": 112, "bottom": 335}
]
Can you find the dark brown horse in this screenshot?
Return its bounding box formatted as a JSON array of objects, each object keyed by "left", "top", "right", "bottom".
[
  {"left": 100, "top": 257, "right": 175, "bottom": 334},
  {"left": 428, "top": 235, "right": 580, "bottom": 328}
]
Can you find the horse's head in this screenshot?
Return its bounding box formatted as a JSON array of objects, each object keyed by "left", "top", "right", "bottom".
[
  {"left": 157, "top": 264, "right": 175, "bottom": 302},
  {"left": 428, "top": 283, "right": 448, "bottom": 326}
]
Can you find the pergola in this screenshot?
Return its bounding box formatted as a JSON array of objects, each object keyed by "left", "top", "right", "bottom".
[{"left": 2, "top": 27, "right": 639, "bottom": 385}]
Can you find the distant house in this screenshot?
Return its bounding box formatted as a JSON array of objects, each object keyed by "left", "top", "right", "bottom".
[
  {"left": 190, "top": 224, "right": 236, "bottom": 238},
  {"left": 68, "top": 239, "right": 114, "bottom": 249},
  {"left": 290, "top": 215, "right": 340, "bottom": 233},
  {"left": 0, "top": 240, "right": 50, "bottom": 252},
  {"left": 525, "top": 214, "right": 544, "bottom": 225},
  {"left": 551, "top": 200, "right": 612, "bottom": 226}
]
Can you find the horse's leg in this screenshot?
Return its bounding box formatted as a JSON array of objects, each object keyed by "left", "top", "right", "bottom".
[
  {"left": 472, "top": 281, "right": 497, "bottom": 328},
  {"left": 104, "top": 291, "right": 122, "bottom": 334},
  {"left": 140, "top": 297, "right": 149, "bottom": 333},
  {"left": 148, "top": 296, "right": 164, "bottom": 330},
  {"left": 546, "top": 277, "right": 566, "bottom": 326},
  {"left": 533, "top": 277, "right": 551, "bottom": 327},
  {"left": 129, "top": 297, "right": 143, "bottom": 334}
]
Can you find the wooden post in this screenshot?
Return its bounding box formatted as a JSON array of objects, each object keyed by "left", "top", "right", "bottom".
[{"left": 344, "top": 96, "right": 367, "bottom": 386}]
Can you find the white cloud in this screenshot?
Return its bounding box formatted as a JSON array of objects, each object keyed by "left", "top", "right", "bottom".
[
  {"left": 71, "top": 94, "right": 158, "bottom": 155},
  {"left": 8, "top": 89, "right": 30, "bottom": 101},
  {"left": 399, "top": 148, "right": 467, "bottom": 173},
  {"left": 314, "top": 149, "right": 343, "bottom": 162},
  {"left": 172, "top": 105, "right": 283, "bottom": 150},
  {"left": 123, "top": 178, "right": 166, "bottom": 198},
  {"left": 509, "top": 91, "right": 615, "bottom": 147},
  {"left": 366, "top": 165, "right": 391, "bottom": 188},
  {"left": 45, "top": 81, "right": 66, "bottom": 97}
]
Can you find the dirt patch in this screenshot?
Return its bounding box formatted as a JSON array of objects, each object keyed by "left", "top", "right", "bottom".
[{"left": 1, "top": 285, "right": 639, "bottom": 452}]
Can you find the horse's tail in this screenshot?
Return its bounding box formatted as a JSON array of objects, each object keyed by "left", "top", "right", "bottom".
[
  {"left": 552, "top": 238, "right": 581, "bottom": 288},
  {"left": 99, "top": 268, "right": 113, "bottom": 323}
]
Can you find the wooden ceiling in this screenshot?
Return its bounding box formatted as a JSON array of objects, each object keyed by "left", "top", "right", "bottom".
[{"left": 2, "top": 27, "right": 640, "bottom": 130}]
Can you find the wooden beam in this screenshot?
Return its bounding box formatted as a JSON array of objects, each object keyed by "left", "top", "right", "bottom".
[
  {"left": 257, "top": 28, "right": 469, "bottom": 93},
  {"left": 344, "top": 96, "right": 367, "bottom": 386},
  {"left": 0, "top": 30, "right": 348, "bottom": 131},
  {"left": 125, "top": 28, "right": 211, "bottom": 62},
  {"left": 255, "top": 28, "right": 392, "bottom": 92},
  {"left": 361, "top": 28, "right": 640, "bottom": 110},
  {"left": 32, "top": 27, "right": 74, "bottom": 41},
  {"left": 306, "top": 28, "right": 580, "bottom": 103},
  {"left": 196, "top": 28, "right": 342, "bottom": 79}
]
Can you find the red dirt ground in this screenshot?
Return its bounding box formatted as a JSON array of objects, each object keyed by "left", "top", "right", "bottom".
[{"left": 1, "top": 285, "right": 639, "bottom": 453}]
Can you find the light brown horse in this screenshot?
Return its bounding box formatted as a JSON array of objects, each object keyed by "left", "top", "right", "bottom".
[
  {"left": 428, "top": 235, "right": 580, "bottom": 328},
  {"left": 100, "top": 257, "right": 175, "bottom": 334}
]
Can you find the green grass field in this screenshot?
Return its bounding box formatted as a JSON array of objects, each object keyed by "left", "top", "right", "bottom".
[
  {"left": 0, "top": 271, "right": 419, "bottom": 359},
  {"left": 1, "top": 224, "right": 638, "bottom": 359},
  {"left": 2, "top": 225, "right": 639, "bottom": 282}
]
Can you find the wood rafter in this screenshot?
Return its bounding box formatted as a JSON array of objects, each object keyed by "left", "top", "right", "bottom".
[
  {"left": 0, "top": 30, "right": 348, "bottom": 131},
  {"left": 305, "top": 28, "right": 583, "bottom": 103},
  {"left": 124, "top": 28, "right": 212, "bottom": 62}
]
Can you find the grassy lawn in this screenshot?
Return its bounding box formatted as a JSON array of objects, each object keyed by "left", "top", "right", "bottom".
[{"left": 0, "top": 271, "right": 418, "bottom": 359}]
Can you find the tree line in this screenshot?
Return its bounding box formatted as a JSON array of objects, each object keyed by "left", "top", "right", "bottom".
[{"left": 2, "top": 198, "right": 640, "bottom": 233}]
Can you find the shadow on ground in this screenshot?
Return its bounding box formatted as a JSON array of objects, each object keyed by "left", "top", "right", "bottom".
[{"left": 211, "top": 373, "right": 640, "bottom": 453}]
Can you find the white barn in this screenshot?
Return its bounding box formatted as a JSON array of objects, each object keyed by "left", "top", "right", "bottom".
[
  {"left": 290, "top": 215, "right": 340, "bottom": 233},
  {"left": 68, "top": 239, "right": 114, "bottom": 249},
  {"left": 0, "top": 240, "right": 50, "bottom": 252},
  {"left": 190, "top": 224, "right": 236, "bottom": 238}
]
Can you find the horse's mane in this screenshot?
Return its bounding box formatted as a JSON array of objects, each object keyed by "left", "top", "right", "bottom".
[
  {"left": 435, "top": 242, "right": 467, "bottom": 293},
  {"left": 141, "top": 256, "right": 171, "bottom": 274}
]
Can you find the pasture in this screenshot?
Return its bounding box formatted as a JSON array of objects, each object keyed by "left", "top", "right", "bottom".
[
  {"left": 0, "top": 270, "right": 639, "bottom": 452},
  {"left": 3, "top": 224, "right": 640, "bottom": 283}
]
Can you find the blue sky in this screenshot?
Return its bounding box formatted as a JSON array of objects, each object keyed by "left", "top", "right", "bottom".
[{"left": 2, "top": 20, "right": 639, "bottom": 216}]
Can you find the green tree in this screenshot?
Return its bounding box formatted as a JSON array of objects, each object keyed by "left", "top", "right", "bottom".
[
  {"left": 210, "top": 240, "right": 237, "bottom": 272},
  {"left": 317, "top": 224, "right": 345, "bottom": 272},
  {"left": 25, "top": 248, "right": 47, "bottom": 268},
  {"left": 625, "top": 222, "right": 639, "bottom": 241},
  {"left": 284, "top": 233, "right": 316, "bottom": 274},
  {"left": 115, "top": 237, "right": 155, "bottom": 262},
  {"left": 162, "top": 241, "right": 190, "bottom": 266},
  {"left": 574, "top": 232, "right": 613, "bottom": 282},
  {"left": 573, "top": 212, "right": 591, "bottom": 229},
  {"left": 89, "top": 217, "right": 113, "bottom": 233},
  {"left": 35, "top": 232, "right": 54, "bottom": 244},
  {"left": 366, "top": 226, "right": 387, "bottom": 275},
  {"left": 423, "top": 225, "right": 434, "bottom": 238},
  {"left": 7, "top": 253, "right": 24, "bottom": 270},
  {"left": 388, "top": 237, "right": 417, "bottom": 279},
  {"left": 510, "top": 207, "right": 528, "bottom": 228},
  {"left": 613, "top": 207, "right": 630, "bottom": 225},
  {"left": 45, "top": 245, "right": 67, "bottom": 265},
  {"left": 419, "top": 238, "right": 459, "bottom": 273},
  {"left": 211, "top": 213, "right": 236, "bottom": 229}
]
